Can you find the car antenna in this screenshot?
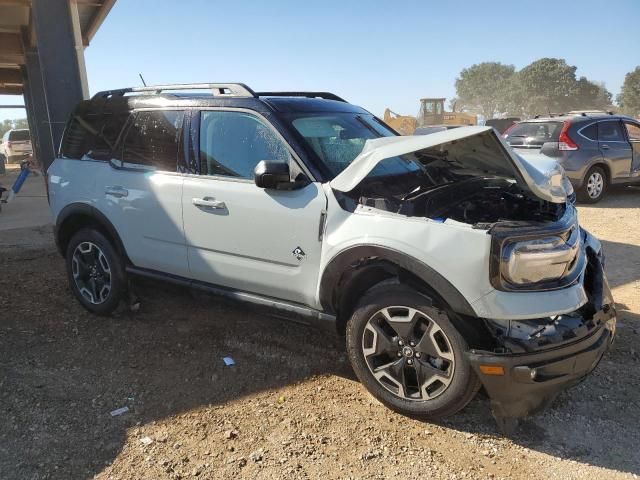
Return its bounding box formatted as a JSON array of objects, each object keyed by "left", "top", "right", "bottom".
[{"left": 138, "top": 73, "right": 147, "bottom": 87}]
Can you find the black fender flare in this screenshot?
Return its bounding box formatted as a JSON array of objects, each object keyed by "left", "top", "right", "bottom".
[
  {"left": 54, "top": 202, "right": 128, "bottom": 260},
  {"left": 319, "top": 245, "right": 477, "bottom": 318}
]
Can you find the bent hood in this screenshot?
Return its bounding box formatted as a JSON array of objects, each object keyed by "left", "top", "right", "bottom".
[{"left": 329, "top": 126, "right": 568, "bottom": 203}]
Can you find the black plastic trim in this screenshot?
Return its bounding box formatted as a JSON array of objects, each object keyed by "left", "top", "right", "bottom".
[
  {"left": 126, "top": 266, "right": 336, "bottom": 331},
  {"left": 54, "top": 203, "right": 129, "bottom": 260},
  {"left": 319, "top": 245, "right": 476, "bottom": 317}
]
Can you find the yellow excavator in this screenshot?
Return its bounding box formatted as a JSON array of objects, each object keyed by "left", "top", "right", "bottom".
[{"left": 384, "top": 97, "right": 477, "bottom": 135}]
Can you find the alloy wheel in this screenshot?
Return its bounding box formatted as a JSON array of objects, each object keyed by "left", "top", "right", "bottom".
[
  {"left": 361, "top": 306, "right": 455, "bottom": 401},
  {"left": 71, "top": 241, "right": 112, "bottom": 305},
  {"left": 586, "top": 171, "right": 604, "bottom": 199}
]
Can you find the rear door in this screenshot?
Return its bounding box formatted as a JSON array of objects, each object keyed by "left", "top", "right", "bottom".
[
  {"left": 181, "top": 109, "right": 326, "bottom": 307},
  {"left": 623, "top": 121, "right": 640, "bottom": 174},
  {"left": 597, "top": 119, "right": 633, "bottom": 179},
  {"left": 99, "top": 109, "right": 189, "bottom": 277}
]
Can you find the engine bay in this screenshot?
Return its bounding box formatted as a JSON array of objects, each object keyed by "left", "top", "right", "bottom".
[{"left": 342, "top": 176, "right": 565, "bottom": 227}]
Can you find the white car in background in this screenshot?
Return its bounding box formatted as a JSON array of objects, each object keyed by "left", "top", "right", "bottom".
[{"left": 1, "top": 128, "right": 32, "bottom": 163}]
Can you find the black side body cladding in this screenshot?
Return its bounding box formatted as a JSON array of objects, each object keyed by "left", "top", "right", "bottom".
[
  {"left": 54, "top": 202, "right": 128, "bottom": 260},
  {"left": 319, "top": 245, "right": 477, "bottom": 318},
  {"left": 126, "top": 266, "right": 336, "bottom": 332}
]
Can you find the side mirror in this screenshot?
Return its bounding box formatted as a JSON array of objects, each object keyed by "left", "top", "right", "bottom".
[{"left": 254, "top": 161, "right": 291, "bottom": 189}]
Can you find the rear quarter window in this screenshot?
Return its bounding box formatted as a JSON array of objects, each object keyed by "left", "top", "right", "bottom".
[
  {"left": 579, "top": 123, "right": 598, "bottom": 141},
  {"left": 61, "top": 112, "right": 128, "bottom": 160}
]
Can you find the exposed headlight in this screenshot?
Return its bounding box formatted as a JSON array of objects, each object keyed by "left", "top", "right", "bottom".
[{"left": 495, "top": 223, "right": 583, "bottom": 290}]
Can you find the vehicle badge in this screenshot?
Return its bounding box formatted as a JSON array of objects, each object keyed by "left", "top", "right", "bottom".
[{"left": 292, "top": 247, "right": 306, "bottom": 261}]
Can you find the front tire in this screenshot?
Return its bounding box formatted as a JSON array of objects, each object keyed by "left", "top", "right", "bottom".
[
  {"left": 346, "top": 284, "right": 480, "bottom": 419},
  {"left": 65, "top": 228, "right": 126, "bottom": 315},
  {"left": 578, "top": 166, "right": 607, "bottom": 203}
]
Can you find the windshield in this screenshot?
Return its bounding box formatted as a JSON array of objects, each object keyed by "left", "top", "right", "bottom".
[{"left": 287, "top": 113, "right": 421, "bottom": 179}]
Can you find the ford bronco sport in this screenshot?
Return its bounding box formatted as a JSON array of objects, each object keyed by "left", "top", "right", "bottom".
[{"left": 47, "top": 83, "right": 616, "bottom": 430}]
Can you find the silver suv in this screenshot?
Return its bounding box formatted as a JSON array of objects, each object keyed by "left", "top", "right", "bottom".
[
  {"left": 504, "top": 113, "right": 640, "bottom": 203},
  {"left": 47, "top": 83, "right": 616, "bottom": 431}
]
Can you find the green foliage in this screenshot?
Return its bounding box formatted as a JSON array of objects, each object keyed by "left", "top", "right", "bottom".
[
  {"left": 454, "top": 62, "right": 516, "bottom": 119},
  {"left": 0, "top": 118, "right": 29, "bottom": 139},
  {"left": 617, "top": 66, "right": 640, "bottom": 117},
  {"left": 455, "top": 58, "right": 613, "bottom": 119}
]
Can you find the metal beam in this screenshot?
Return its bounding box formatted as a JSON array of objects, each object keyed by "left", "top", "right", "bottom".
[
  {"left": 82, "top": 0, "right": 116, "bottom": 45},
  {"left": 0, "top": 68, "right": 22, "bottom": 84},
  {"left": 0, "top": 32, "right": 23, "bottom": 55},
  {"left": 31, "top": 0, "right": 89, "bottom": 168},
  {"left": 0, "top": 104, "right": 25, "bottom": 108},
  {"left": 0, "top": 85, "right": 22, "bottom": 94}
]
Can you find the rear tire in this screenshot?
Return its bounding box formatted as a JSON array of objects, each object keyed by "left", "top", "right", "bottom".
[
  {"left": 577, "top": 165, "right": 607, "bottom": 203},
  {"left": 65, "top": 228, "right": 126, "bottom": 316},
  {"left": 346, "top": 284, "right": 480, "bottom": 419}
]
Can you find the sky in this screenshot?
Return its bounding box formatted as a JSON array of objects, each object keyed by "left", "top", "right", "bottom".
[{"left": 1, "top": 0, "right": 639, "bottom": 122}]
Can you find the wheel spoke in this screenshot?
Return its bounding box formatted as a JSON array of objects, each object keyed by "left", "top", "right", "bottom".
[
  {"left": 373, "top": 358, "right": 407, "bottom": 397},
  {"left": 363, "top": 321, "right": 397, "bottom": 357},
  {"left": 380, "top": 307, "right": 420, "bottom": 340}
]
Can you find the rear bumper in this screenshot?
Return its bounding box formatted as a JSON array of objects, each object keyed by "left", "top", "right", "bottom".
[{"left": 467, "top": 244, "right": 616, "bottom": 419}]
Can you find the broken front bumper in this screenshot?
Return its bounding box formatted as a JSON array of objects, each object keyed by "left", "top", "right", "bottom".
[{"left": 467, "top": 246, "right": 616, "bottom": 420}]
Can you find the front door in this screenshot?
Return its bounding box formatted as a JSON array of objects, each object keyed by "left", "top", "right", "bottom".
[
  {"left": 597, "top": 119, "right": 633, "bottom": 179},
  {"left": 182, "top": 109, "right": 326, "bottom": 307},
  {"left": 623, "top": 121, "right": 640, "bottom": 174}
]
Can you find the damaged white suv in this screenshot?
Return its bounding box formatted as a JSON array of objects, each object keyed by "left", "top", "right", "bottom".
[{"left": 47, "top": 84, "right": 616, "bottom": 430}]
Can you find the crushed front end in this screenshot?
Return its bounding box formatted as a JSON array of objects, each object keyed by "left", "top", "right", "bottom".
[{"left": 467, "top": 226, "right": 616, "bottom": 430}]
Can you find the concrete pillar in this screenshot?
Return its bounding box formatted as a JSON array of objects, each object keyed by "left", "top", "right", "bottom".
[
  {"left": 31, "top": 0, "right": 89, "bottom": 169},
  {"left": 22, "top": 52, "right": 54, "bottom": 167}
]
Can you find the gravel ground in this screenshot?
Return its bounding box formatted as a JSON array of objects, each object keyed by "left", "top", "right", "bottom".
[{"left": 0, "top": 187, "right": 639, "bottom": 480}]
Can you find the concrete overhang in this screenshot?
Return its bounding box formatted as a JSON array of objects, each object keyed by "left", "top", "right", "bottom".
[{"left": 0, "top": 0, "right": 116, "bottom": 95}]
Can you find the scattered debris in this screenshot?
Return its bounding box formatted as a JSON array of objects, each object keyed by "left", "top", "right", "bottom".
[
  {"left": 110, "top": 406, "right": 130, "bottom": 417},
  {"left": 140, "top": 436, "right": 153, "bottom": 446},
  {"left": 249, "top": 449, "right": 264, "bottom": 462},
  {"left": 223, "top": 356, "right": 235, "bottom": 366},
  {"left": 277, "top": 395, "right": 286, "bottom": 404},
  {"left": 224, "top": 429, "right": 238, "bottom": 440}
]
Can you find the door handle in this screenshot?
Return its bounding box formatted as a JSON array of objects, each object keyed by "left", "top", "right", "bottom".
[
  {"left": 601, "top": 144, "right": 610, "bottom": 150},
  {"left": 192, "top": 197, "right": 226, "bottom": 209},
  {"left": 105, "top": 186, "right": 129, "bottom": 198}
]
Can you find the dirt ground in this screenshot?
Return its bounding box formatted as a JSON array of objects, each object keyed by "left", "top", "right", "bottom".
[{"left": 0, "top": 187, "right": 639, "bottom": 480}]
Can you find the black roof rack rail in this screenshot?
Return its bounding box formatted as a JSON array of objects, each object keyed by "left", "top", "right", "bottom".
[
  {"left": 92, "top": 83, "right": 257, "bottom": 100},
  {"left": 256, "top": 91, "right": 346, "bottom": 102}
]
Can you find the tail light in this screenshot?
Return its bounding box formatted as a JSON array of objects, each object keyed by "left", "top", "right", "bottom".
[
  {"left": 558, "top": 121, "right": 578, "bottom": 151},
  {"left": 501, "top": 123, "right": 517, "bottom": 138}
]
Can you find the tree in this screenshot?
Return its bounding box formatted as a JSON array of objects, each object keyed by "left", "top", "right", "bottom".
[
  {"left": 515, "top": 58, "right": 580, "bottom": 115},
  {"left": 454, "top": 62, "right": 516, "bottom": 119},
  {"left": 617, "top": 66, "right": 640, "bottom": 117},
  {"left": 574, "top": 78, "right": 612, "bottom": 111}
]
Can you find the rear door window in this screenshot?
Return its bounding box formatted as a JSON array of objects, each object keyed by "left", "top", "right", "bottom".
[
  {"left": 597, "top": 121, "right": 625, "bottom": 142},
  {"left": 121, "top": 110, "right": 185, "bottom": 171}
]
